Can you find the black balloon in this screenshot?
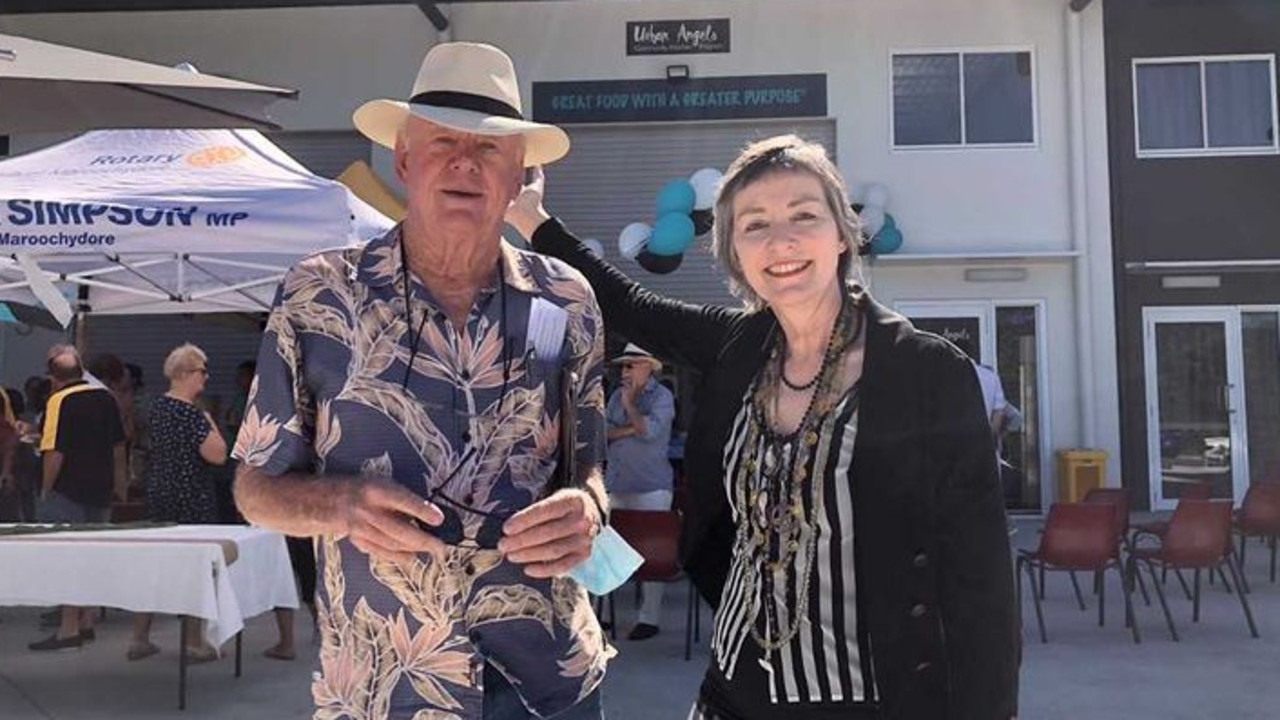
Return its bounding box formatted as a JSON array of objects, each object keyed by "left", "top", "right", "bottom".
[
  {"left": 636, "top": 249, "right": 684, "bottom": 274},
  {"left": 691, "top": 208, "right": 715, "bottom": 237}
]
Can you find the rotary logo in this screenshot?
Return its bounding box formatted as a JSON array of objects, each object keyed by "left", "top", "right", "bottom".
[{"left": 186, "top": 146, "right": 247, "bottom": 167}]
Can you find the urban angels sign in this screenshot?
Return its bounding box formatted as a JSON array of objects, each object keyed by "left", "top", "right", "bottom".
[{"left": 626, "top": 19, "right": 730, "bottom": 55}]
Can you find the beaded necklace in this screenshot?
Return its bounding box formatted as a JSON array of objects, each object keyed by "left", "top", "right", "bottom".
[{"left": 734, "top": 296, "right": 863, "bottom": 652}]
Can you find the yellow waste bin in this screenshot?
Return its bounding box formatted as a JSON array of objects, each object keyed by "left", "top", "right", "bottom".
[{"left": 1056, "top": 449, "right": 1108, "bottom": 503}]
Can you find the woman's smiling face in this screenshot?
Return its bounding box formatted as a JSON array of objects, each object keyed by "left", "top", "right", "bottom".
[{"left": 730, "top": 169, "right": 847, "bottom": 312}]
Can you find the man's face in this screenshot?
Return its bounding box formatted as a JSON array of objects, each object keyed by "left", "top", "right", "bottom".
[
  {"left": 620, "top": 360, "right": 653, "bottom": 391},
  {"left": 395, "top": 116, "right": 525, "bottom": 240}
]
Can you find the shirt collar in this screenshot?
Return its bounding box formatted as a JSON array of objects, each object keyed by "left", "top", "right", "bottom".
[{"left": 356, "top": 224, "right": 541, "bottom": 296}]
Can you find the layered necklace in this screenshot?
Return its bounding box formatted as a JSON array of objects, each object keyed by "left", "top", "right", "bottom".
[{"left": 734, "top": 296, "right": 863, "bottom": 652}]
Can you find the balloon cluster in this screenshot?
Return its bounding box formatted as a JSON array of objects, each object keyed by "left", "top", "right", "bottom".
[
  {"left": 853, "top": 182, "right": 903, "bottom": 255},
  {"left": 617, "top": 168, "right": 723, "bottom": 274}
]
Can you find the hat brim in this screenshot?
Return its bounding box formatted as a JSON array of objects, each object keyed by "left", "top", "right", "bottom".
[
  {"left": 353, "top": 99, "right": 570, "bottom": 167},
  {"left": 611, "top": 355, "right": 662, "bottom": 371}
]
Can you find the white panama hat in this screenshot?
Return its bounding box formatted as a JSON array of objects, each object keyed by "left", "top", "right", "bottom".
[
  {"left": 352, "top": 42, "right": 570, "bottom": 167},
  {"left": 611, "top": 343, "right": 663, "bottom": 373}
]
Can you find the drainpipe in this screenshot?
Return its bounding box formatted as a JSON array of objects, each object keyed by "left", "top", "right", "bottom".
[{"left": 1067, "top": 1, "right": 1097, "bottom": 448}]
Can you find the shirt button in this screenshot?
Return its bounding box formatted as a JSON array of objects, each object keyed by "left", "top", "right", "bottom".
[
  {"left": 910, "top": 603, "right": 928, "bottom": 618},
  {"left": 913, "top": 552, "right": 929, "bottom": 568}
]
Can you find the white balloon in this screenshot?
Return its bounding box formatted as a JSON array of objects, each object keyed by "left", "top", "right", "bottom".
[
  {"left": 865, "top": 182, "right": 890, "bottom": 208},
  {"left": 850, "top": 182, "right": 869, "bottom": 204},
  {"left": 617, "top": 222, "right": 652, "bottom": 260},
  {"left": 859, "top": 205, "right": 886, "bottom": 237},
  {"left": 582, "top": 238, "right": 605, "bottom": 258},
  {"left": 688, "top": 167, "right": 723, "bottom": 210}
]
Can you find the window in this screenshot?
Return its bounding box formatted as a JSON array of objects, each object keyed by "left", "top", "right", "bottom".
[
  {"left": 892, "top": 50, "right": 1036, "bottom": 148},
  {"left": 1133, "top": 55, "right": 1278, "bottom": 158}
]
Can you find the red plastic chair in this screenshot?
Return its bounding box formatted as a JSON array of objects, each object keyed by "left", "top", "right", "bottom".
[
  {"left": 1017, "top": 502, "right": 1139, "bottom": 644},
  {"left": 1132, "top": 481, "right": 1212, "bottom": 543},
  {"left": 1128, "top": 500, "right": 1258, "bottom": 641},
  {"left": 1130, "top": 482, "right": 1214, "bottom": 601},
  {"left": 1082, "top": 487, "right": 1150, "bottom": 605},
  {"left": 1234, "top": 482, "right": 1280, "bottom": 588},
  {"left": 598, "top": 509, "right": 701, "bottom": 660}
]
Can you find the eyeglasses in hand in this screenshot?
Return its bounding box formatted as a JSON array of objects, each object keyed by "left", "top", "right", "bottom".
[{"left": 414, "top": 446, "right": 518, "bottom": 550}]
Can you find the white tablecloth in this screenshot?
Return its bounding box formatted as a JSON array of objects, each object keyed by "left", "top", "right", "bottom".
[{"left": 0, "top": 525, "right": 299, "bottom": 647}]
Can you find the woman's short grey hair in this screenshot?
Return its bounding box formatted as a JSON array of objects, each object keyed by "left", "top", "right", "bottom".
[
  {"left": 163, "top": 343, "right": 207, "bottom": 381},
  {"left": 710, "top": 134, "right": 863, "bottom": 311}
]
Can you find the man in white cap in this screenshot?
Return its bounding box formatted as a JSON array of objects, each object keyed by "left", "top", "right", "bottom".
[
  {"left": 604, "top": 343, "right": 675, "bottom": 641},
  {"left": 233, "top": 42, "right": 610, "bottom": 719}
]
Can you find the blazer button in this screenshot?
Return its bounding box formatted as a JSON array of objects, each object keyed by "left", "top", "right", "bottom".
[
  {"left": 910, "top": 603, "right": 928, "bottom": 618},
  {"left": 915, "top": 661, "right": 933, "bottom": 673},
  {"left": 913, "top": 552, "right": 929, "bottom": 568}
]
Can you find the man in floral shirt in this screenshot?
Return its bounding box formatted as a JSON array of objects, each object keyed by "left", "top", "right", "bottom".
[{"left": 233, "top": 43, "right": 611, "bottom": 719}]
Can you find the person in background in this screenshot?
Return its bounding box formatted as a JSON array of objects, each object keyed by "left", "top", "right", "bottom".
[
  {"left": 12, "top": 377, "right": 52, "bottom": 523},
  {"left": 127, "top": 343, "right": 226, "bottom": 662},
  {"left": 955, "top": 342, "right": 1008, "bottom": 443},
  {"left": 508, "top": 134, "right": 1019, "bottom": 719},
  {"left": 125, "top": 362, "right": 151, "bottom": 497},
  {"left": 29, "top": 345, "right": 126, "bottom": 651},
  {"left": 224, "top": 360, "right": 256, "bottom": 440},
  {"left": 605, "top": 343, "right": 675, "bottom": 641},
  {"left": 87, "top": 353, "right": 133, "bottom": 501},
  {"left": 128, "top": 343, "right": 297, "bottom": 662},
  {"left": 0, "top": 387, "right": 21, "bottom": 521}
]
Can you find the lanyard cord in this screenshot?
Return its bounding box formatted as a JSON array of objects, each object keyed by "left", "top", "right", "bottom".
[{"left": 399, "top": 236, "right": 511, "bottom": 398}]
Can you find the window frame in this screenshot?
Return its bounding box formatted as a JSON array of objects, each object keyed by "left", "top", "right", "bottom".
[
  {"left": 889, "top": 46, "right": 1040, "bottom": 152},
  {"left": 1132, "top": 53, "right": 1280, "bottom": 159}
]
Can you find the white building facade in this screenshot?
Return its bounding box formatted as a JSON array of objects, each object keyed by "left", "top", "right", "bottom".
[{"left": 1, "top": 0, "right": 1120, "bottom": 512}]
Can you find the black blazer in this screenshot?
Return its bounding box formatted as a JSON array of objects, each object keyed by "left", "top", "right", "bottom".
[{"left": 533, "top": 219, "right": 1020, "bottom": 720}]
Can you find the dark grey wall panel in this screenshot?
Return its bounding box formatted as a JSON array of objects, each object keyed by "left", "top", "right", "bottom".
[
  {"left": 1106, "top": 0, "right": 1280, "bottom": 507},
  {"left": 1105, "top": 0, "right": 1280, "bottom": 264}
]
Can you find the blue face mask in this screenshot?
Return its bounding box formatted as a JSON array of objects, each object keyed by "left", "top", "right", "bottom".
[{"left": 568, "top": 526, "right": 644, "bottom": 596}]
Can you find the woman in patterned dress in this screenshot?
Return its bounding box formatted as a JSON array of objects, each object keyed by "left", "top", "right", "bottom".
[{"left": 126, "top": 343, "right": 229, "bottom": 661}]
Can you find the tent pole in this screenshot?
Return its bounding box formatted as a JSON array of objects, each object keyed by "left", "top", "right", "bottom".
[{"left": 72, "top": 313, "right": 87, "bottom": 356}]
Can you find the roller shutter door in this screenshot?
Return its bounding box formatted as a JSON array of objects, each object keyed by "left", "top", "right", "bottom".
[
  {"left": 266, "top": 130, "right": 371, "bottom": 179},
  {"left": 542, "top": 119, "right": 837, "bottom": 307}
]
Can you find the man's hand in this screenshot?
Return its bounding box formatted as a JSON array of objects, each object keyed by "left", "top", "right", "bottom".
[
  {"left": 337, "top": 479, "right": 449, "bottom": 565},
  {"left": 499, "top": 488, "right": 602, "bottom": 578},
  {"left": 505, "top": 166, "right": 552, "bottom": 241}
]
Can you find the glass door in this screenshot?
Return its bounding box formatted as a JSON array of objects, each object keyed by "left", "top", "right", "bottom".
[
  {"left": 1242, "top": 310, "right": 1280, "bottom": 486},
  {"left": 897, "top": 301, "right": 1047, "bottom": 511},
  {"left": 1143, "top": 307, "right": 1248, "bottom": 510}
]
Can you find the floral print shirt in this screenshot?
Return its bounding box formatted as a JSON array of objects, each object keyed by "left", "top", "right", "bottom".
[{"left": 233, "top": 226, "right": 611, "bottom": 719}]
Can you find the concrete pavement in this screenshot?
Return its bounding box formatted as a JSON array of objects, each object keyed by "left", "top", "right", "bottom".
[{"left": 2, "top": 518, "right": 1278, "bottom": 718}]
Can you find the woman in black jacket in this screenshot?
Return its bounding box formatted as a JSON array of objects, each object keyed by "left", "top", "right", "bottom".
[{"left": 508, "top": 135, "right": 1019, "bottom": 720}]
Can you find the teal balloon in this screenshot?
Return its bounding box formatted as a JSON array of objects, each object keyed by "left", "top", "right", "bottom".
[
  {"left": 882, "top": 212, "right": 897, "bottom": 230},
  {"left": 649, "top": 212, "right": 695, "bottom": 256},
  {"left": 655, "top": 179, "right": 696, "bottom": 216},
  {"left": 870, "top": 225, "right": 903, "bottom": 254}
]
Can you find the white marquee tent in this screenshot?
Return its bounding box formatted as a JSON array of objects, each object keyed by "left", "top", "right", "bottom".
[{"left": 0, "top": 128, "right": 393, "bottom": 325}]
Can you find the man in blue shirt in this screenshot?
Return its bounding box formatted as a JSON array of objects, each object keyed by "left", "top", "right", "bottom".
[{"left": 605, "top": 344, "right": 675, "bottom": 640}]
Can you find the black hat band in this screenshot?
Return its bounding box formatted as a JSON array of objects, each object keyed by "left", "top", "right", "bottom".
[{"left": 409, "top": 90, "right": 523, "bottom": 121}]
